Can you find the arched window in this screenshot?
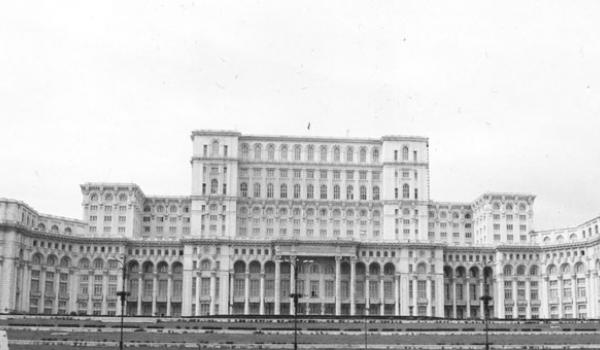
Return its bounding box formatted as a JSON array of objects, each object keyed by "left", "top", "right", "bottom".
[
  {"left": 280, "top": 184, "right": 287, "bottom": 198},
  {"left": 561, "top": 264, "right": 570, "bottom": 274},
  {"left": 170, "top": 205, "right": 178, "bottom": 213},
  {"left": 90, "top": 193, "right": 98, "bottom": 202},
  {"left": 201, "top": 259, "right": 211, "bottom": 271},
  {"left": 359, "top": 148, "right": 367, "bottom": 163},
  {"left": 516, "top": 265, "right": 526, "bottom": 275},
  {"left": 529, "top": 265, "right": 538, "bottom": 276},
  {"left": 267, "top": 183, "right": 274, "bottom": 198},
  {"left": 118, "top": 193, "right": 128, "bottom": 202},
  {"left": 254, "top": 144, "right": 262, "bottom": 160},
  {"left": 294, "top": 145, "right": 301, "bottom": 161},
  {"left": 575, "top": 262, "right": 585, "bottom": 274},
  {"left": 373, "top": 186, "right": 380, "bottom": 200},
  {"left": 267, "top": 144, "right": 275, "bottom": 160},
  {"left": 372, "top": 148, "right": 379, "bottom": 163},
  {"left": 346, "top": 147, "right": 353, "bottom": 162},
  {"left": 211, "top": 140, "right": 219, "bottom": 156},
  {"left": 210, "top": 179, "right": 218, "bottom": 194},
  {"left": 333, "top": 185, "right": 340, "bottom": 200},
  {"left": 320, "top": 185, "right": 327, "bottom": 199},
  {"left": 240, "top": 183, "right": 248, "bottom": 197},
  {"left": 47, "top": 255, "right": 57, "bottom": 266},
  {"left": 307, "top": 145, "right": 314, "bottom": 161},
  {"left": 50, "top": 225, "right": 59, "bottom": 234},
  {"left": 416, "top": 263, "right": 427, "bottom": 274},
  {"left": 359, "top": 186, "right": 367, "bottom": 200},
  {"left": 402, "top": 146, "right": 409, "bottom": 161},
  {"left": 241, "top": 144, "right": 249, "bottom": 158},
  {"left": 104, "top": 193, "right": 113, "bottom": 201},
  {"left": 320, "top": 146, "right": 327, "bottom": 162},
  {"left": 157, "top": 261, "right": 168, "bottom": 273},
  {"left": 306, "top": 184, "right": 314, "bottom": 199},
  {"left": 253, "top": 183, "right": 261, "bottom": 197},
  {"left": 333, "top": 147, "right": 340, "bottom": 162},
  {"left": 506, "top": 203, "right": 513, "bottom": 211},
  {"left": 402, "top": 184, "right": 410, "bottom": 199},
  {"left": 94, "top": 258, "right": 104, "bottom": 269},
  {"left": 60, "top": 256, "right": 70, "bottom": 268},
  {"left": 293, "top": 184, "right": 301, "bottom": 199},
  {"left": 280, "top": 145, "right": 288, "bottom": 160},
  {"left": 79, "top": 258, "right": 90, "bottom": 269},
  {"left": 503, "top": 265, "right": 513, "bottom": 276},
  {"left": 346, "top": 185, "right": 354, "bottom": 200}
]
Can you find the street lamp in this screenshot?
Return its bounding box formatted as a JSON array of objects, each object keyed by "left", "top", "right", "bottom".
[
  {"left": 480, "top": 295, "right": 492, "bottom": 350},
  {"left": 288, "top": 257, "right": 313, "bottom": 350},
  {"left": 364, "top": 296, "right": 368, "bottom": 350},
  {"left": 116, "top": 255, "right": 130, "bottom": 350}
]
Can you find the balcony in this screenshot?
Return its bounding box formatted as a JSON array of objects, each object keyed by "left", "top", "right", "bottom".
[
  {"left": 30, "top": 291, "right": 41, "bottom": 298},
  {"left": 58, "top": 293, "right": 70, "bottom": 300},
  {"left": 91, "top": 294, "right": 103, "bottom": 301},
  {"left": 171, "top": 295, "right": 182, "bottom": 302},
  {"left": 44, "top": 292, "right": 55, "bottom": 298},
  {"left": 77, "top": 293, "right": 89, "bottom": 301}
]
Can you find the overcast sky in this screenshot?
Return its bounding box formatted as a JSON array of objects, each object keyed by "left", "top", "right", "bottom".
[{"left": 1, "top": 1, "right": 599, "bottom": 230}]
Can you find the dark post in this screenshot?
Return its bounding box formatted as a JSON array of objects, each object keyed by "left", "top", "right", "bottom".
[
  {"left": 364, "top": 304, "right": 368, "bottom": 350},
  {"left": 116, "top": 255, "right": 130, "bottom": 350},
  {"left": 480, "top": 295, "right": 492, "bottom": 350},
  {"left": 290, "top": 258, "right": 300, "bottom": 350}
]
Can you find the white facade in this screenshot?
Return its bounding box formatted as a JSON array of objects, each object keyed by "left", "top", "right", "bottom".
[{"left": 0, "top": 129, "right": 598, "bottom": 319}]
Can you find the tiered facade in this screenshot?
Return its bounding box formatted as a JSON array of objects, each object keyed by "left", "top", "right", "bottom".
[{"left": 0, "top": 130, "right": 599, "bottom": 319}]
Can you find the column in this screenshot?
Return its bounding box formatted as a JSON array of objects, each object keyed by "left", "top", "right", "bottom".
[
  {"left": 426, "top": 278, "right": 432, "bottom": 317},
  {"left": 557, "top": 277, "right": 563, "bottom": 318},
  {"left": 350, "top": 258, "right": 356, "bottom": 315},
  {"left": 88, "top": 272, "right": 93, "bottom": 315},
  {"left": 152, "top": 274, "right": 157, "bottom": 316},
  {"left": 412, "top": 277, "right": 417, "bottom": 315},
  {"left": 540, "top": 277, "right": 549, "bottom": 318},
  {"left": 39, "top": 268, "right": 46, "bottom": 313},
  {"left": 244, "top": 272, "right": 250, "bottom": 314},
  {"left": 365, "top": 276, "right": 370, "bottom": 315},
  {"left": 259, "top": 272, "right": 265, "bottom": 315},
  {"left": 195, "top": 276, "right": 200, "bottom": 316},
  {"left": 116, "top": 269, "right": 123, "bottom": 316},
  {"left": 523, "top": 279, "right": 529, "bottom": 318},
  {"left": 588, "top": 272, "right": 596, "bottom": 317},
  {"left": 166, "top": 277, "right": 172, "bottom": 316},
  {"left": 452, "top": 280, "right": 457, "bottom": 318},
  {"left": 495, "top": 276, "right": 504, "bottom": 318},
  {"left": 394, "top": 274, "right": 399, "bottom": 316},
  {"left": 571, "top": 274, "right": 577, "bottom": 317},
  {"left": 210, "top": 273, "right": 216, "bottom": 315},
  {"left": 290, "top": 263, "right": 296, "bottom": 315},
  {"left": 137, "top": 277, "right": 142, "bottom": 315},
  {"left": 379, "top": 274, "right": 384, "bottom": 315},
  {"left": 400, "top": 274, "right": 409, "bottom": 315},
  {"left": 274, "top": 259, "right": 281, "bottom": 315},
  {"left": 101, "top": 272, "right": 108, "bottom": 315},
  {"left": 465, "top": 279, "right": 471, "bottom": 318},
  {"left": 334, "top": 257, "right": 341, "bottom": 315},
  {"left": 479, "top": 280, "right": 485, "bottom": 320}
]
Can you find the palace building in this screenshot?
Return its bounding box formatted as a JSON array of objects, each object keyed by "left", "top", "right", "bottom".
[{"left": 0, "top": 130, "right": 599, "bottom": 319}]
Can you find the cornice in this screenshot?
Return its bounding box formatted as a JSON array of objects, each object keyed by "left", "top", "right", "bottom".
[{"left": 191, "top": 130, "right": 241, "bottom": 138}]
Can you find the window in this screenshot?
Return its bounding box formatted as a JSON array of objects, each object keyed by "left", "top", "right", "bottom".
[
  {"left": 294, "top": 145, "right": 301, "bottom": 160},
  {"left": 333, "top": 185, "right": 340, "bottom": 200},
  {"left": 307, "top": 145, "right": 314, "bottom": 161},
  {"left": 267, "top": 145, "right": 274, "bottom": 160},
  {"left": 306, "top": 184, "right": 314, "bottom": 199},
  {"left": 281, "top": 145, "right": 288, "bottom": 160},
  {"left": 346, "top": 147, "right": 353, "bottom": 162},
  {"left": 402, "top": 146, "right": 409, "bottom": 161},
  {"left": 280, "top": 184, "right": 287, "bottom": 198},
  {"left": 210, "top": 179, "right": 218, "bottom": 194},
  {"left": 333, "top": 147, "right": 340, "bottom": 161},
  {"left": 241, "top": 144, "right": 249, "bottom": 158},
  {"left": 267, "top": 183, "right": 274, "bottom": 198},
  {"left": 254, "top": 144, "right": 262, "bottom": 160},
  {"left": 359, "top": 186, "right": 367, "bottom": 200},
  {"left": 402, "top": 184, "right": 410, "bottom": 199},
  {"left": 293, "top": 184, "right": 301, "bottom": 199},
  {"left": 320, "top": 185, "right": 327, "bottom": 199},
  {"left": 240, "top": 183, "right": 248, "bottom": 197},
  {"left": 346, "top": 186, "right": 354, "bottom": 200},
  {"left": 373, "top": 186, "right": 380, "bottom": 200},
  {"left": 372, "top": 149, "right": 379, "bottom": 162},
  {"left": 320, "top": 146, "right": 327, "bottom": 162},
  {"left": 359, "top": 148, "right": 366, "bottom": 163},
  {"left": 253, "top": 183, "right": 261, "bottom": 197}
]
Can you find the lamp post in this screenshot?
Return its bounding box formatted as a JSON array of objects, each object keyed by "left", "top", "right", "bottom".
[
  {"left": 116, "top": 255, "right": 130, "bottom": 350},
  {"left": 480, "top": 295, "right": 492, "bottom": 350},
  {"left": 288, "top": 257, "right": 313, "bottom": 350}
]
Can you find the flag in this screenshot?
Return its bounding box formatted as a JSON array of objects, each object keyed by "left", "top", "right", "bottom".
[{"left": 307, "top": 122, "right": 311, "bottom": 130}]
